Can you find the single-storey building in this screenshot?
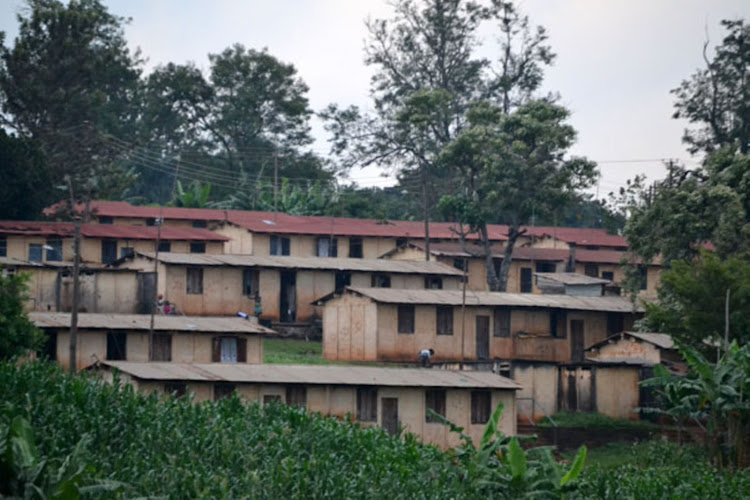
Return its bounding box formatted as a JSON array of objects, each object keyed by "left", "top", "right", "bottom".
[
  {"left": 585, "top": 331, "right": 683, "bottom": 369},
  {"left": 94, "top": 361, "right": 521, "bottom": 449},
  {"left": 31, "top": 312, "right": 276, "bottom": 371},
  {"left": 317, "top": 287, "right": 642, "bottom": 364},
  {"left": 114, "top": 252, "right": 463, "bottom": 322}
]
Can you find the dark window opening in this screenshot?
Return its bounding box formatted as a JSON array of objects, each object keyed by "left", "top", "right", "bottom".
[
  {"left": 39, "top": 332, "right": 57, "bottom": 361},
  {"left": 316, "top": 237, "right": 338, "bottom": 257},
  {"left": 150, "top": 334, "right": 172, "bottom": 361},
  {"left": 190, "top": 242, "right": 206, "bottom": 254},
  {"left": 286, "top": 385, "right": 307, "bottom": 408},
  {"left": 192, "top": 220, "right": 207, "bottom": 228},
  {"left": 471, "top": 391, "right": 491, "bottom": 424},
  {"left": 263, "top": 394, "right": 282, "bottom": 405},
  {"left": 436, "top": 306, "right": 453, "bottom": 335},
  {"left": 424, "top": 276, "right": 443, "bottom": 289},
  {"left": 158, "top": 241, "right": 171, "bottom": 253},
  {"left": 398, "top": 305, "right": 415, "bottom": 334},
  {"left": 335, "top": 271, "right": 351, "bottom": 293},
  {"left": 371, "top": 274, "right": 391, "bottom": 288},
  {"left": 584, "top": 263, "right": 599, "bottom": 278},
  {"left": 164, "top": 383, "right": 187, "bottom": 398},
  {"left": 357, "top": 387, "right": 377, "bottom": 422},
  {"left": 146, "top": 218, "right": 156, "bottom": 226},
  {"left": 99, "top": 216, "right": 114, "bottom": 224},
  {"left": 0, "top": 237, "right": 6, "bottom": 257},
  {"left": 520, "top": 267, "right": 533, "bottom": 293},
  {"left": 425, "top": 389, "right": 446, "bottom": 422},
  {"left": 395, "top": 237, "right": 407, "bottom": 247},
  {"left": 243, "top": 269, "right": 259, "bottom": 296},
  {"left": 187, "top": 268, "right": 203, "bottom": 294},
  {"left": 493, "top": 308, "right": 511, "bottom": 337},
  {"left": 602, "top": 271, "right": 614, "bottom": 281},
  {"left": 535, "top": 261, "right": 556, "bottom": 273},
  {"left": 214, "top": 383, "right": 236, "bottom": 401},
  {"left": 550, "top": 310, "right": 568, "bottom": 338},
  {"left": 106, "top": 331, "right": 127, "bottom": 361},
  {"left": 639, "top": 266, "right": 648, "bottom": 290},
  {"left": 28, "top": 243, "right": 43, "bottom": 262},
  {"left": 120, "top": 247, "right": 134, "bottom": 258},
  {"left": 453, "top": 258, "right": 467, "bottom": 271},
  {"left": 607, "top": 312, "right": 624, "bottom": 335},
  {"left": 46, "top": 239, "right": 63, "bottom": 261},
  {"left": 349, "top": 237, "right": 363, "bottom": 258},
  {"left": 101, "top": 239, "right": 117, "bottom": 264},
  {"left": 270, "top": 235, "right": 290, "bottom": 256}
]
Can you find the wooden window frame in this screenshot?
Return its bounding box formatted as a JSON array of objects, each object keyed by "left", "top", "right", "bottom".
[
  {"left": 186, "top": 267, "right": 203, "bottom": 294},
  {"left": 520, "top": 267, "right": 533, "bottom": 293},
  {"left": 242, "top": 269, "right": 259, "bottom": 296},
  {"left": 189, "top": 242, "right": 206, "bottom": 254},
  {"left": 436, "top": 306, "right": 453, "bottom": 335},
  {"left": 424, "top": 276, "right": 443, "bottom": 289},
  {"left": 356, "top": 387, "right": 377, "bottom": 422},
  {"left": 157, "top": 241, "right": 171, "bottom": 253},
  {"left": 471, "top": 390, "right": 491, "bottom": 424},
  {"left": 493, "top": 307, "right": 511, "bottom": 337},
  {"left": 316, "top": 236, "right": 338, "bottom": 257},
  {"left": 270, "top": 235, "right": 290, "bottom": 256},
  {"left": 285, "top": 385, "right": 307, "bottom": 408},
  {"left": 211, "top": 336, "right": 247, "bottom": 363},
  {"left": 101, "top": 239, "right": 117, "bottom": 264},
  {"left": 28, "top": 243, "right": 43, "bottom": 263},
  {"left": 150, "top": 333, "right": 172, "bottom": 362},
  {"left": 214, "top": 383, "right": 236, "bottom": 401},
  {"left": 349, "top": 236, "right": 363, "bottom": 258},
  {"left": 425, "top": 389, "right": 446, "bottom": 423},
  {"left": 397, "top": 305, "right": 415, "bottom": 334},
  {"left": 106, "top": 331, "right": 127, "bottom": 361},
  {"left": 371, "top": 274, "right": 391, "bottom": 288}
]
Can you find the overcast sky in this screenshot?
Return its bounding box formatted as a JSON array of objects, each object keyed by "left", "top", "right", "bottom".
[{"left": 1, "top": 0, "right": 748, "bottom": 197}]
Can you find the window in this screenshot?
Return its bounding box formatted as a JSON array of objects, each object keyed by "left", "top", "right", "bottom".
[
  {"left": 46, "top": 239, "right": 62, "bottom": 261},
  {"left": 425, "top": 389, "right": 446, "bottom": 422},
  {"left": 535, "top": 261, "right": 556, "bottom": 273},
  {"left": 187, "top": 268, "right": 203, "bottom": 294},
  {"left": 190, "top": 242, "right": 206, "bottom": 254},
  {"left": 99, "top": 216, "right": 114, "bottom": 224},
  {"left": 242, "top": 269, "right": 259, "bottom": 296},
  {"left": 150, "top": 334, "right": 172, "bottom": 361},
  {"left": 146, "top": 218, "right": 157, "bottom": 226},
  {"left": 263, "top": 394, "right": 282, "bottom": 405},
  {"left": 28, "top": 244, "right": 43, "bottom": 262},
  {"left": 270, "top": 235, "right": 290, "bottom": 256},
  {"left": 120, "top": 247, "right": 134, "bottom": 258},
  {"left": 335, "top": 271, "right": 351, "bottom": 293},
  {"left": 550, "top": 310, "right": 567, "bottom": 338},
  {"left": 493, "top": 308, "right": 511, "bottom": 337},
  {"left": 39, "top": 332, "right": 57, "bottom": 361},
  {"left": 471, "top": 391, "right": 491, "bottom": 424},
  {"left": 192, "top": 220, "right": 207, "bottom": 228},
  {"left": 436, "top": 306, "right": 453, "bottom": 335},
  {"left": 0, "top": 237, "right": 6, "bottom": 257},
  {"left": 164, "top": 383, "right": 187, "bottom": 398},
  {"left": 158, "top": 241, "right": 171, "bottom": 253},
  {"left": 395, "top": 237, "right": 407, "bottom": 248},
  {"left": 349, "top": 237, "right": 363, "bottom": 258},
  {"left": 520, "top": 267, "right": 533, "bottom": 293},
  {"left": 397, "top": 305, "right": 415, "bottom": 334},
  {"left": 212, "top": 336, "right": 247, "bottom": 363},
  {"left": 101, "top": 239, "right": 117, "bottom": 264},
  {"left": 316, "top": 237, "right": 338, "bottom": 257},
  {"left": 453, "top": 258, "right": 467, "bottom": 271},
  {"left": 601, "top": 271, "right": 614, "bottom": 281},
  {"left": 286, "top": 385, "right": 307, "bottom": 408},
  {"left": 607, "top": 312, "right": 624, "bottom": 335},
  {"left": 371, "top": 274, "right": 391, "bottom": 288},
  {"left": 424, "top": 276, "right": 443, "bottom": 289},
  {"left": 357, "top": 387, "right": 377, "bottom": 422},
  {"left": 214, "top": 384, "right": 236, "bottom": 401},
  {"left": 639, "top": 266, "right": 648, "bottom": 290},
  {"left": 106, "top": 331, "right": 127, "bottom": 361},
  {"left": 584, "top": 263, "right": 599, "bottom": 277}
]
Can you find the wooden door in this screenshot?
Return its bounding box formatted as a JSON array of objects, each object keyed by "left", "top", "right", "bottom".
[
  {"left": 570, "top": 319, "right": 585, "bottom": 362},
  {"left": 137, "top": 272, "right": 157, "bottom": 314},
  {"left": 476, "top": 315, "right": 490, "bottom": 360},
  {"left": 280, "top": 271, "right": 297, "bottom": 322},
  {"left": 381, "top": 397, "right": 399, "bottom": 436}
]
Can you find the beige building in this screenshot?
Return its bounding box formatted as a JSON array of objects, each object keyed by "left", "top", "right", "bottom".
[
  {"left": 31, "top": 313, "right": 275, "bottom": 371},
  {"left": 94, "top": 362, "right": 520, "bottom": 449},
  {"left": 319, "top": 288, "right": 641, "bottom": 364},
  {"left": 115, "top": 252, "right": 463, "bottom": 322},
  {"left": 585, "top": 331, "right": 682, "bottom": 369}
]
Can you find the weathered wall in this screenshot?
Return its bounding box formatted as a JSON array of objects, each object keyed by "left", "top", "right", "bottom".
[
  {"left": 595, "top": 367, "right": 640, "bottom": 420},
  {"left": 322, "top": 293, "right": 378, "bottom": 361},
  {"left": 513, "top": 363, "right": 558, "bottom": 422},
  {"left": 590, "top": 337, "right": 662, "bottom": 364},
  {"left": 214, "top": 224, "right": 253, "bottom": 254}
]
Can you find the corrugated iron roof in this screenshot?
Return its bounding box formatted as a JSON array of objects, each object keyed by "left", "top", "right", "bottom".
[
  {"left": 100, "top": 362, "right": 522, "bottom": 389},
  {"left": 30, "top": 313, "right": 275, "bottom": 334},
  {"left": 132, "top": 252, "right": 463, "bottom": 276},
  {"left": 58, "top": 201, "right": 628, "bottom": 248},
  {"left": 0, "top": 220, "right": 227, "bottom": 241},
  {"left": 331, "top": 287, "right": 642, "bottom": 313},
  {"left": 585, "top": 331, "right": 675, "bottom": 351},
  {"left": 535, "top": 273, "right": 611, "bottom": 285}
]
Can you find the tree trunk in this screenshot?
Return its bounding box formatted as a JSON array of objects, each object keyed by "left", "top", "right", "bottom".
[{"left": 486, "top": 225, "right": 522, "bottom": 292}]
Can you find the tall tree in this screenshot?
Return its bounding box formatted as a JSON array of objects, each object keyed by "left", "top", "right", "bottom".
[
  {"left": 439, "top": 100, "right": 597, "bottom": 291},
  {"left": 0, "top": 0, "right": 142, "bottom": 200},
  {"left": 0, "top": 272, "right": 44, "bottom": 360},
  {"left": 672, "top": 19, "right": 750, "bottom": 155},
  {"left": 0, "top": 130, "right": 51, "bottom": 220}
]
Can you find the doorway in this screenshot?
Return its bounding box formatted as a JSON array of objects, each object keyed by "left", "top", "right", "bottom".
[
  {"left": 570, "top": 319, "right": 585, "bottom": 362},
  {"left": 280, "top": 271, "right": 297, "bottom": 322},
  {"left": 476, "top": 315, "right": 490, "bottom": 360},
  {"left": 381, "top": 397, "right": 399, "bottom": 436}
]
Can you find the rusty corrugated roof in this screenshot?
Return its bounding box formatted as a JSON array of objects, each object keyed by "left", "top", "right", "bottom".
[
  {"left": 585, "top": 331, "right": 675, "bottom": 352},
  {"left": 100, "top": 362, "right": 522, "bottom": 389},
  {"left": 334, "top": 287, "right": 642, "bottom": 313},
  {"left": 535, "top": 273, "right": 611, "bottom": 285},
  {"left": 30, "top": 313, "right": 276, "bottom": 334},
  {"left": 132, "top": 252, "right": 463, "bottom": 276},
  {"left": 0, "top": 220, "right": 228, "bottom": 241}
]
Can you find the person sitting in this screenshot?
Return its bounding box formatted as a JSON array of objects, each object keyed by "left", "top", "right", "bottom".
[
  {"left": 418, "top": 348, "right": 435, "bottom": 367},
  {"left": 163, "top": 300, "right": 171, "bottom": 315},
  {"left": 156, "top": 294, "right": 165, "bottom": 314}
]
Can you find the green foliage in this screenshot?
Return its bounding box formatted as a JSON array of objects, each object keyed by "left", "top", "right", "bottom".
[
  {"left": 0, "top": 272, "right": 44, "bottom": 360},
  {"left": 262, "top": 338, "right": 328, "bottom": 365},
  {"left": 641, "top": 341, "right": 750, "bottom": 468},
  {"left": 0, "top": 130, "right": 52, "bottom": 220},
  {"left": 169, "top": 180, "right": 212, "bottom": 208},
  {"left": 537, "top": 412, "right": 658, "bottom": 431},
  {"left": 641, "top": 252, "right": 750, "bottom": 349}
]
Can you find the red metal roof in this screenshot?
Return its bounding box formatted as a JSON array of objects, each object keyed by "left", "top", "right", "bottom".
[
  {"left": 0, "top": 221, "right": 227, "bottom": 241},
  {"left": 45, "top": 200, "right": 628, "bottom": 248}
]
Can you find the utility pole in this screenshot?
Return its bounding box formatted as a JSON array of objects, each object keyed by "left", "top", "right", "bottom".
[
  {"left": 66, "top": 175, "right": 89, "bottom": 373},
  {"left": 460, "top": 257, "right": 468, "bottom": 364},
  {"left": 148, "top": 210, "right": 163, "bottom": 361},
  {"left": 274, "top": 153, "right": 279, "bottom": 222},
  {"left": 421, "top": 165, "right": 430, "bottom": 261}
]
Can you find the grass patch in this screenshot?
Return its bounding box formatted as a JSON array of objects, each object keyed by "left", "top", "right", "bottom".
[
  {"left": 538, "top": 411, "right": 660, "bottom": 430},
  {"left": 263, "top": 338, "right": 328, "bottom": 364}
]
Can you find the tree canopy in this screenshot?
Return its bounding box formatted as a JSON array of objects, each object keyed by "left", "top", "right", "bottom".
[{"left": 0, "top": 271, "right": 44, "bottom": 360}]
